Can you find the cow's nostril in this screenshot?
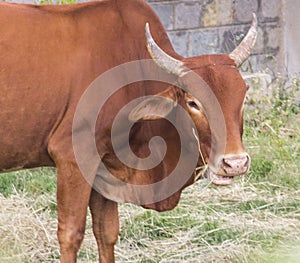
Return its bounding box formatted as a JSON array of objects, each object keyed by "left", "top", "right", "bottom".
[
  {"left": 222, "top": 159, "right": 232, "bottom": 171},
  {"left": 244, "top": 155, "right": 250, "bottom": 168}
]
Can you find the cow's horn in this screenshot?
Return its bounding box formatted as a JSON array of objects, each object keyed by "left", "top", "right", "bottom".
[
  {"left": 145, "top": 23, "right": 186, "bottom": 77},
  {"left": 229, "top": 13, "right": 258, "bottom": 67}
]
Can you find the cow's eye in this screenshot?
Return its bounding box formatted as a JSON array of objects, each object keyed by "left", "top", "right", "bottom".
[{"left": 187, "top": 101, "right": 200, "bottom": 111}]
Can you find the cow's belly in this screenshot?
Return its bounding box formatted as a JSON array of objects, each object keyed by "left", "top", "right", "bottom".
[
  {"left": 0, "top": 92, "right": 61, "bottom": 171},
  {"left": 0, "top": 131, "right": 55, "bottom": 171}
]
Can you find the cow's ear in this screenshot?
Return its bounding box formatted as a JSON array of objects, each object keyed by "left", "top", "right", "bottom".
[{"left": 129, "top": 87, "right": 178, "bottom": 122}]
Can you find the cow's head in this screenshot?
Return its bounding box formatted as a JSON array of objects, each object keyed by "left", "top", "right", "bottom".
[{"left": 129, "top": 14, "right": 257, "bottom": 186}]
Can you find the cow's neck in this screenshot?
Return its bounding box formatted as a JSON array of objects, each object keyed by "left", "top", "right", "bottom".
[{"left": 94, "top": 118, "right": 182, "bottom": 202}]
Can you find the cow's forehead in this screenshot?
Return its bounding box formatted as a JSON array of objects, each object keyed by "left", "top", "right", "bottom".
[
  {"left": 177, "top": 55, "right": 247, "bottom": 107},
  {"left": 182, "top": 54, "right": 236, "bottom": 70},
  {"left": 180, "top": 54, "right": 246, "bottom": 91}
]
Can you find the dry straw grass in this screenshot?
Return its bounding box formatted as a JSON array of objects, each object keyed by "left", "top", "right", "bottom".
[
  {"left": 0, "top": 180, "right": 299, "bottom": 262},
  {"left": 116, "top": 181, "right": 300, "bottom": 263},
  {"left": 0, "top": 191, "right": 58, "bottom": 262},
  {"left": 0, "top": 190, "right": 97, "bottom": 263}
]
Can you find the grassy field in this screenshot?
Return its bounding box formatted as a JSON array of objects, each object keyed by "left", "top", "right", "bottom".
[{"left": 0, "top": 75, "right": 299, "bottom": 262}]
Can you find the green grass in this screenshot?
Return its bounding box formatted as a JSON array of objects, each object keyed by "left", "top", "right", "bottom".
[
  {"left": 244, "top": 75, "right": 300, "bottom": 189},
  {"left": 0, "top": 168, "right": 56, "bottom": 197},
  {"left": 0, "top": 74, "right": 299, "bottom": 262}
]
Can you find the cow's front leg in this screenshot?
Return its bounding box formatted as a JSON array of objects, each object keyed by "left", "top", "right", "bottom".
[
  {"left": 56, "top": 161, "right": 93, "bottom": 263},
  {"left": 89, "top": 189, "right": 119, "bottom": 263}
]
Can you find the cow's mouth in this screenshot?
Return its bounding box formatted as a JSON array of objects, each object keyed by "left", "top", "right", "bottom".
[
  {"left": 206, "top": 169, "right": 234, "bottom": 186},
  {"left": 196, "top": 168, "right": 234, "bottom": 186}
]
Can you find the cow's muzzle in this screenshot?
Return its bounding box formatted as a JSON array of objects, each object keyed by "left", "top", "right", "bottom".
[{"left": 207, "top": 153, "right": 250, "bottom": 186}]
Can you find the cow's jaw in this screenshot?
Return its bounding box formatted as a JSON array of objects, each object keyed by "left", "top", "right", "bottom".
[
  {"left": 206, "top": 169, "right": 234, "bottom": 186},
  {"left": 193, "top": 166, "right": 235, "bottom": 186}
]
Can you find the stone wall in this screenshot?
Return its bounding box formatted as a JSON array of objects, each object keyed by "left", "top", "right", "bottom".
[
  {"left": 147, "top": 0, "right": 283, "bottom": 74},
  {"left": 0, "top": 0, "right": 286, "bottom": 75}
]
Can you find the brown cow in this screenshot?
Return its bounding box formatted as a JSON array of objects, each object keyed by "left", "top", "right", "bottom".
[{"left": 0, "top": 0, "right": 257, "bottom": 262}]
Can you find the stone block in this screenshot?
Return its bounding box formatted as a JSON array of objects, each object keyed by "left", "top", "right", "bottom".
[
  {"left": 265, "top": 25, "right": 281, "bottom": 51},
  {"left": 263, "top": 53, "right": 281, "bottom": 74},
  {"left": 202, "top": 0, "right": 233, "bottom": 27},
  {"left": 241, "top": 53, "right": 279, "bottom": 74},
  {"left": 151, "top": 4, "right": 174, "bottom": 30},
  {"left": 234, "top": 0, "right": 258, "bottom": 23},
  {"left": 242, "top": 71, "right": 273, "bottom": 100},
  {"left": 175, "top": 2, "right": 201, "bottom": 29},
  {"left": 261, "top": 0, "right": 281, "bottom": 20},
  {"left": 189, "top": 29, "right": 219, "bottom": 56},
  {"left": 168, "top": 31, "right": 188, "bottom": 57}
]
